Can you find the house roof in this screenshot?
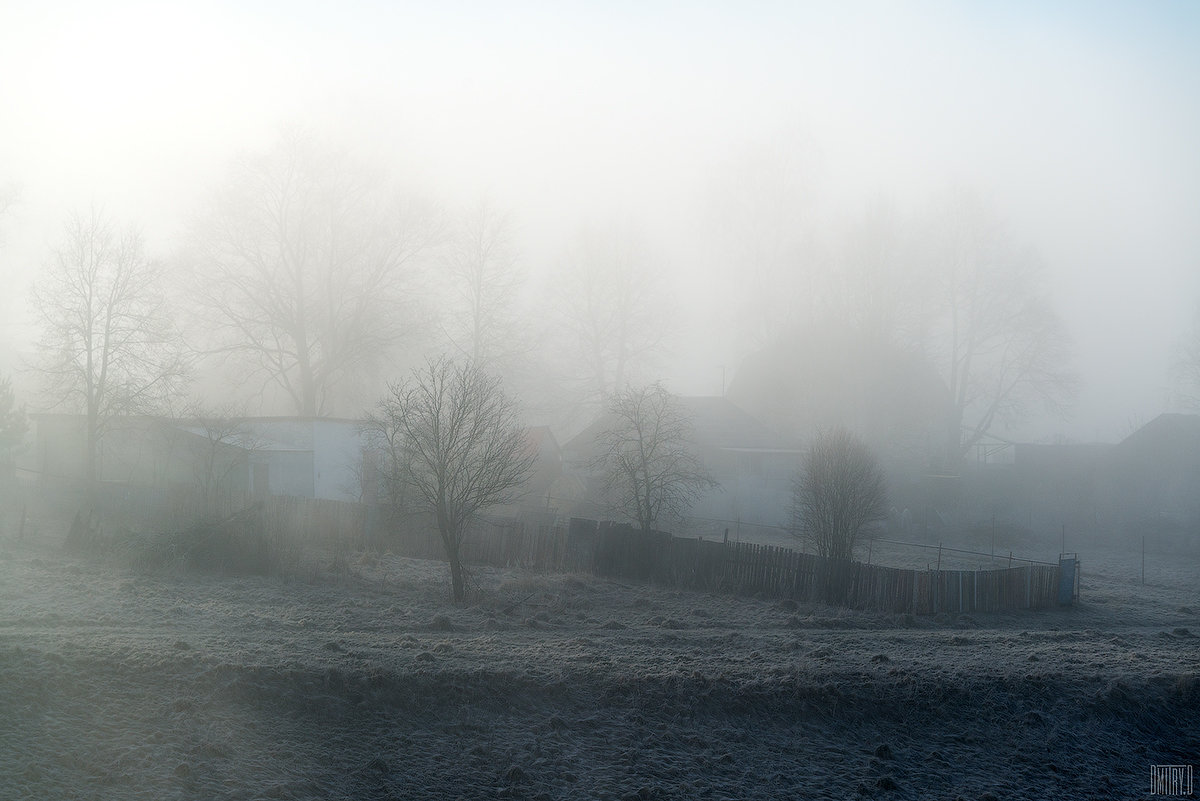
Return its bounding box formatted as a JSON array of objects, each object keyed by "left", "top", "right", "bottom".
[
  {"left": 674, "top": 396, "right": 796, "bottom": 451},
  {"left": 172, "top": 425, "right": 311, "bottom": 454},
  {"left": 1110, "top": 413, "right": 1200, "bottom": 468}
]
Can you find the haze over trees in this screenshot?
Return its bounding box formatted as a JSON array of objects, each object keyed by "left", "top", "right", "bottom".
[
  {"left": 554, "top": 224, "right": 671, "bottom": 426},
  {"left": 704, "top": 136, "right": 823, "bottom": 354},
  {"left": 592, "top": 383, "right": 715, "bottom": 533},
  {"left": 5, "top": 139, "right": 1085, "bottom": 496},
  {"left": 727, "top": 192, "right": 1078, "bottom": 476},
  {"left": 368, "top": 357, "right": 535, "bottom": 601},
  {"left": 917, "top": 192, "right": 1078, "bottom": 470},
  {"left": 826, "top": 200, "right": 921, "bottom": 342},
  {"left": 439, "top": 200, "right": 528, "bottom": 372},
  {"left": 187, "top": 133, "right": 443, "bottom": 417},
  {"left": 31, "top": 209, "right": 188, "bottom": 494}
]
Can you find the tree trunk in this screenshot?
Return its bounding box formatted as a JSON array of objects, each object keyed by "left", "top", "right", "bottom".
[
  {"left": 437, "top": 511, "right": 467, "bottom": 602},
  {"left": 85, "top": 415, "right": 99, "bottom": 507},
  {"left": 943, "top": 411, "right": 965, "bottom": 476},
  {"left": 448, "top": 550, "right": 465, "bottom": 602}
]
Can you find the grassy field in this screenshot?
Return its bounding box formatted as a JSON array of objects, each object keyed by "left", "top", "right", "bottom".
[{"left": 1, "top": 523, "right": 1197, "bottom": 800}]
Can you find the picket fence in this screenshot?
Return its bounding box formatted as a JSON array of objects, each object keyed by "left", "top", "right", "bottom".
[
  {"left": 257, "top": 498, "right": 1062, "bottom": 614},
  {"left": 564, "top": 518, "right": 1062, "bottom": 614},
  {"left": 82, "top": 487, "right": 1065, "bottom": 614}
]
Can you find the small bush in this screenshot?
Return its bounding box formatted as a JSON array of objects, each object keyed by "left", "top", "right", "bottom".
[{"left": 72, "top": 504, "right": 302, "bottom": 578}]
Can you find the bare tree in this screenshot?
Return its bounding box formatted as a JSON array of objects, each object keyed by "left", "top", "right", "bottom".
[
  {"left": 188, "top": 133, "right": 442, "bottom": 417},
  {"left": 790, "top": 428, "right": 887, "bottom": 563},
  {"left": 440, "top": 200, "right": 528, "bottom": 368},
  {"left": 32, "top": 209, "right": 188, "bottom": 495},
  {"left": 919, "top": 192, "right": 1077, "bottom": 470},
  {"left": 593, "top": 384, "right": 716, "bottom": 533},
  {"left": 369, "top": 357, "right": 534, "bottom": 601},
  {"left": 827, "top": 199, "right": 925, "bottom": 343},
  {"left": 554, "top": 223, "right": 670, "bottom": 424}
]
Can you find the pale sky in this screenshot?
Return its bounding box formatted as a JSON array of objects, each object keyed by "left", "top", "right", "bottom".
[{"left": 1, "top": 1, "right": 1198, "bottom": 442}]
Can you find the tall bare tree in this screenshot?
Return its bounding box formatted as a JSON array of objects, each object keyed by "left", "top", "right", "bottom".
[
  {"left": 188, "top": 133, "right": 442, "bottom": 416},
  {"left": 790, "top": 427, "right": 888, "bottom": 563},
  {"left": 32, "top": 209, "right": 188, "bottom": 493},
  {"left": 369, "top": 357, "right": 534, "bottom": 601},
  {"left": 440, "top": 200, "right": 527, "bottom": 369},
  {"left": 919, "top": 192, "right": 1077, "bottom": 470},
  {"left": 556, "top": 223, "right": 669, "bottom": 424},
  {"left": 593, "top": 383, "right": 715, "bottom": 533}
]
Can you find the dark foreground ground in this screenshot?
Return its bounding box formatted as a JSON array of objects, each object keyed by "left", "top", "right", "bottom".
[{"left": 0, "top": 533, "right": 1197, "bottom": 801}]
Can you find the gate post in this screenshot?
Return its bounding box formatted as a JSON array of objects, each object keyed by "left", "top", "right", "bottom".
[{"left": 1057, "top": 554, "right": 1077, "bottom": 606}]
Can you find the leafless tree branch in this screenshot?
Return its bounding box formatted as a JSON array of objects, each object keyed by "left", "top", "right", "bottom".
[
  {"left": 187, "top": 133, "right": 443, "bottom": 416},
  {"left": 31, "top": 209, "right": 189, "bottom": 493},
  {"left": 366, "top": 357, "right": 535, "bottom": 601},
  {"left": 790, "top": 427, "right": 888, "bottom": 563},
  {"left": 592, "top": 383, "right": 716, "bottom": 533}
]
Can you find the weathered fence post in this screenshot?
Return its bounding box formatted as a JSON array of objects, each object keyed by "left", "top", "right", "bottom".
[{"left": 1057, "top": 554, "right": 1077, "bottom": 606}]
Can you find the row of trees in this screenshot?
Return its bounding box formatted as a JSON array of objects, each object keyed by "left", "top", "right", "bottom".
[
  {"left": 16, "top": 140, "right": 671, "bottom": 486},
  {"left": 11, "top": 133, "right": 1093, "bottom": 482},
  {"left": 180, "top": 136, "right": 671, "bottom": 425},
  {"left": 366, "top": 363, "right": 884, "bottom": 601},
  {"left": 15, "top": 134, "right": 1200, "bottom": 483},
  {"left": 717, "top": 184, "right": 1080, "bottom": 472},
  {"left": 368, "top": 374, "right": 718, "bottom": 601},
  {"left": 592, "top": 386, "right": 888, "bottom": 563}
]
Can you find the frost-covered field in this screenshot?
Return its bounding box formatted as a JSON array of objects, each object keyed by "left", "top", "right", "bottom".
[{"left": 1, "top": 533, "right": 1197, "bottom": 800}]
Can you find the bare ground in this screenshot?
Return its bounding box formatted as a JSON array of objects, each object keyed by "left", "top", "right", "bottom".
[{"left": 1, "top": 533, "right": 1197, "bottom": 801}]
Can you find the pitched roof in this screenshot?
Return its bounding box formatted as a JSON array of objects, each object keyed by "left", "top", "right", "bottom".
[
  {"left": 674, "top": 396, "right": 795, "bottom": 451},
  {"left": 1111, "top": 413, "right": 1200, "bottom": 467}
]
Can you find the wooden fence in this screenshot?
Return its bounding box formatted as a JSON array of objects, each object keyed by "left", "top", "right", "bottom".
[
  {"left": 264, "top": 503, "right": 1065, "bottom": 613},
  {"left": 571, "top": 520, "right": 1062, "bottom": 614},
  {"left": 74, "top": 485, "right": 1064, "bottom": 614}
]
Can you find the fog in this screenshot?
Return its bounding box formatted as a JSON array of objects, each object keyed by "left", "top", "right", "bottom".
[
  {"left": 4, "top": 9, "right": 1200, "bottom": 797},
  {"left": 2, "top": 1, "right": 1199, "bottom": 443}
]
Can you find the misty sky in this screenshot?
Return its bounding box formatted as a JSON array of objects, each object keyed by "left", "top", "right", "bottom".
[{"left": 1, "top": 1, "right": 1198, "bottom": 443}]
